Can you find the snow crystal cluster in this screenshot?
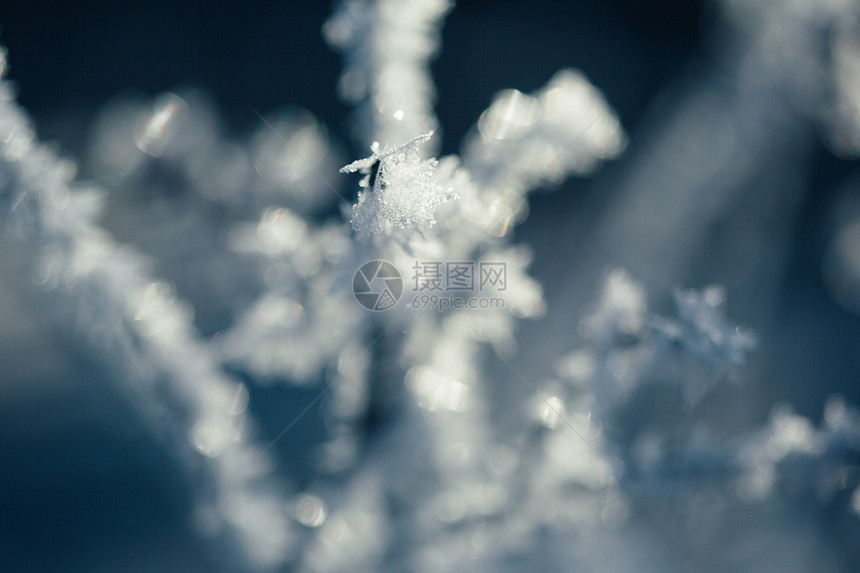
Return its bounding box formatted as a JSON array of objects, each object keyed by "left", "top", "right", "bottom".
[{"left": 341, "top": 131, "right": 457, "bottom": 235}]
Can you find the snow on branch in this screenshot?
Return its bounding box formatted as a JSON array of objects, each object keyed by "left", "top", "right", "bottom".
[
  {"left": 341, "top": 131, "right": 457, "bottom": 236},
  {"left": 570, "top": 269, "right": 756, "bottom": 412},
  {"left": 324, "top": 0, "right": 452, "bottom": 148},
  {"left": 0, "top": 58, "right": 294, "bottom": 570},
  {"left": 463, "top": 69, "right": 627, "bottom": 196}
]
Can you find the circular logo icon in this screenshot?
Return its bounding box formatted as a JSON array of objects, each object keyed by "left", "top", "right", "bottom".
[{"left": 352, "top": 260, "right": 403, "bottom": 311}]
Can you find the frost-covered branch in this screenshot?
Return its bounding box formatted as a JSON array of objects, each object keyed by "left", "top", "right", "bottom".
[
  {"left": 324, "top": 0, "right": 452, "bottom": 148},
  {"left": 0, "top": 57, "right": 294, "bottom": 570},
  {"left": 463, "top": 69, "right": 627, "bottom": 195}
]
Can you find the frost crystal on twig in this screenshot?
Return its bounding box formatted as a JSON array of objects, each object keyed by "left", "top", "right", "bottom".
[
  {"left": 573, "top": 270, "right": 756, "bottom": 410},
  {"left": 342, "top": 131, "right": 456, "bottom": 235}
]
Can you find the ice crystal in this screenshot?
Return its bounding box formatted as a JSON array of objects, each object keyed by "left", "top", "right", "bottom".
[
  {"left": 570, "top": 270, "right": 756, "bottom": 413},
  {"left": 342, "top": 131, "right": 456, "bottom": 235}
]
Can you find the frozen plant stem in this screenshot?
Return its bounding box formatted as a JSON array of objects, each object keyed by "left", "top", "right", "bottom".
[{"left": 0, "top": 55, "right": 294, "bottom": 570}]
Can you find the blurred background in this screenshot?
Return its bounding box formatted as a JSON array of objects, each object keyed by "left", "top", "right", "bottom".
[{"left": 1, "top": 0, "right": 859, "bottom": 570}]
